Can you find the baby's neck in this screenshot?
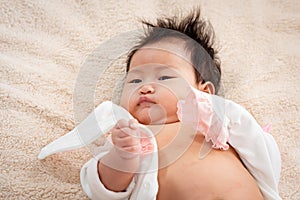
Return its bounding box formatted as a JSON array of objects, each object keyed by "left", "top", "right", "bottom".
[
  {"left": 146, "top": 122, "right": 202, "bottom": 151},
  {"left": 146, "top": 121, "right": 181, "bottom": 136},
  {"left": 145, "top": 122, "right": 205, "bottom": 169}
]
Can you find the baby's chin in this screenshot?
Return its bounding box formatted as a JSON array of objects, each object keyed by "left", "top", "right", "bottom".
[
  {"left": 133, "top": 104, "right": 167, "bottom": 125},
  {"left": 137, "top": 117, "right": 166, "bottom": 125},
  {"left": 134, "top": 113, "right": 179, "bottom": 125}
]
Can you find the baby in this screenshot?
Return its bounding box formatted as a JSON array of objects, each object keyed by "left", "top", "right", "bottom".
[
  {"left": 80, "top": 9, "right": 281, "bottom": 200},
  {"left": 39, "top": 9, "right": 281, "bottom": 200}
]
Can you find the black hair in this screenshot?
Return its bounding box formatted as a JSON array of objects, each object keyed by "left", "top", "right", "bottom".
[{"left": 126, "top": 8, "right": 221, "bottom": 94}]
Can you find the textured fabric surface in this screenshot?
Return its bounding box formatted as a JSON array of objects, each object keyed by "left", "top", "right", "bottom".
[{"left": 1, "top": 0, "right": 299, "bottom": 199}]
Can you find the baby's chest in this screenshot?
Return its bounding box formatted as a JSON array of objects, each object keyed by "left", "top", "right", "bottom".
[
  {"left": 155, "top": 147, "right": 247, "bottom": 200},
  {"left": 156, "top": 151, "right": 219, "bottom": 200}
]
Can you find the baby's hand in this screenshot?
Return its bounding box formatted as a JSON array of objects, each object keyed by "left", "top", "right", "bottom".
[
  {"left": 111, "top": 119, "right": 142, "bottom": 159},
  {"left": 100, "top": 119, "right": 153, "bottom": 174}
]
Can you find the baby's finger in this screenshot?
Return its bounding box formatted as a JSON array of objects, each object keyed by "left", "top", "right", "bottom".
[
  {"left": 115, "top": 119, "right": 129, "bottom": 129},
  {"left": 123, "top": 144, "right": 141, "bottom": 154},
  {"left": 119, "top": 137, "right": 140, "bottom": 148},
  {"left": 115, "top": 136, "right": 140, "bottom": 148},
  {"left": 111, "top": 128, "right": 128, "bottom": 145},
  {"left": 115, "top": 127, "right": 133, "bottom": 138},
  {"left": 129, "top": 119, "right": 139, "bottom": 130},
  {"left": 117, "top": 144, "right": 141, "bottom": 159}
]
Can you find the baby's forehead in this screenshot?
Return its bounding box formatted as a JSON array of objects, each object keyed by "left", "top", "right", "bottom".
[
  {"left": 129, "top": 41, "right": 193, "bottom": 69},
  {"left": 140, "top": 38, "right": 190, "bottom": 57}
]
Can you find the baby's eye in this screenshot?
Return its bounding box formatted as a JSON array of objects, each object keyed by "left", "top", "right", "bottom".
[
  {"left": 158, "top": 76, "right": 174, "bottom": 81},
  {"left": 128, "top": 79, "right": 142, "bottom": 83}
]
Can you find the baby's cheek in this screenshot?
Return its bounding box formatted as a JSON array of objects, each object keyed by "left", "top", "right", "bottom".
[
  {"left": 119, "top": 87, "right": 135, "bottom": 108},
  {"left": 123, "top": 97, "right": 138, "bottom": 117},
  {"left": 160, "top": 97, "right": 180, "bottom": 123},
  {"left": 120, "top": 99, "right": 134, "bottom": 115},
  {"left": 166, "top": 78, "right": 193, "bottom": 99}
]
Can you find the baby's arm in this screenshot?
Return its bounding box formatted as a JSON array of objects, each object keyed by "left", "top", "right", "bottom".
[
  {"left": 98, "top": 119, "right": 141, "bottom": 191},
  {"left": 80, "top": 119, "right": 142, "bottom": 200}
]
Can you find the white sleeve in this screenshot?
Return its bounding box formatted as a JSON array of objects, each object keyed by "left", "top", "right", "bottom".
[
  {"left": 224, "top": 100, "right": 282, "bottom": 200},
  {"left": 262, "top": 131, "right": 281, "bottom": 185},
  {"left": 80, "top": 152, "right": 135, "bottom": 200}
]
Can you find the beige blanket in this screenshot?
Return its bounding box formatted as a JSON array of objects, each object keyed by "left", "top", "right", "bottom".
[{"left": 1, "top": 0, "right": 299, "bottom": 199}]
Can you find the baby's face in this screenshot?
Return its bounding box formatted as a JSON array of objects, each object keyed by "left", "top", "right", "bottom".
[{"left": 120, "top": 41, "right": 197, "bottom": 125}]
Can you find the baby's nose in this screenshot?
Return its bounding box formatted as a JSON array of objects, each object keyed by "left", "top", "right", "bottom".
[{"left": 139, "top": 84, "right": 155, "bottom": 94}]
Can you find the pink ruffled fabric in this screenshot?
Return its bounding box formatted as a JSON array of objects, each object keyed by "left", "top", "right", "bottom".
[
  {"left": 176, "top": 87, "right": 230, "bottom": 150},
  {"left": 139, "top": 130, "right": 154, "bottom": 155}
]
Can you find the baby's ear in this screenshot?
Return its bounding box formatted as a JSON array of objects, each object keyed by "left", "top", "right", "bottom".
[{"left": 197, "top": 81, "right": 215, "bottom": 94}]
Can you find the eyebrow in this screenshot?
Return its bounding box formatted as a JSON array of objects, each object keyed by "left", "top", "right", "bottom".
[{"left": 128, "top": 64, "right": 176, "bottom": 74}]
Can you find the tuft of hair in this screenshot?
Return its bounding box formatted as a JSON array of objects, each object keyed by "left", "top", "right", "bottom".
[{"left": 126, "top": 8, "right": 221, "bottom": 94}]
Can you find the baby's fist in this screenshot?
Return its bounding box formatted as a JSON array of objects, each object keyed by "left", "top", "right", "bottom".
[{"left": 111, "top": 119, "right": 142, "bottom": 159}]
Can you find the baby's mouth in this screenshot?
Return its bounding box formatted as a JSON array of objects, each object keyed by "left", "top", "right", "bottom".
[{"left": 137, "top": 96, "right": 155, "bottom": 106}]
